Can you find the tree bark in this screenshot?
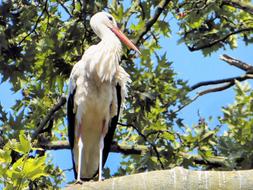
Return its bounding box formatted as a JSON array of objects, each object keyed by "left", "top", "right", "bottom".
[{"left": 64, "top": 167, "right": 253, "bottom": 190}]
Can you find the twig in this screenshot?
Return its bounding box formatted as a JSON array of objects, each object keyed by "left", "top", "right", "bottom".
[
  {"left": 18, "top": 0, "right": 48, "bottom": 46},
  {"left": 170, "top": 95, "right": 200, "bottom": 115},
  {"left": 118, "top": 122, "right": 165, "bottom": 169},
  {"left": 31, "top": 96, "right": 67, "bottom": 140},
  {"left": 57, "top": 0, "right": 72, "bottom": 18}
]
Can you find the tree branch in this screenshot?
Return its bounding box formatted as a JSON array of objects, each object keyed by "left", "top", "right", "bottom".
[
  {"left": 31, "top": 96, "right": 67, "bottom": 140},
  {"left": 197, "top": 82, "right": 235, "bottom": 96},
  {"left": 38, "top": 140, "right": 227, "bottom": 167},
  {"left": 171, "top": 55, "right": 253, "bottom": 116},
  {"left": 64, "top": 167, "right": 253, "bottom": 190},
  {"left": 18, "top": 0, "right": 48, "bottom": 46},
  {"left": 57, "top": 0, "right": 72, "bottom": 18},
  {"left": 223, "top": 0, "right": 253, "bottom": 15},
  {"left": 220, "top": 54, "right": 253, "bottom": 72},
  {"left": 134, "top": 0, "right": 171, "bottom": 45},
  {"left": 118, "top": 122, "right": 165, "bottom": 169},
  {"left": 188, "top": 27, "right": 253, "bottom": 51},
  {"left": 190, "top": 54, "right": 253, "bottom": 91},
  {"left": 190, "top": 74, "right": 253, "bottom": 91}
]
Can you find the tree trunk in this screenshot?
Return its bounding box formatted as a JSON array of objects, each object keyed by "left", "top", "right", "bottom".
[{"left": 64, "top": 167, "right": 253, "bottom": 190}]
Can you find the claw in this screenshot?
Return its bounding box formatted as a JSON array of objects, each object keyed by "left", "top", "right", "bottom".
[{"left": 74, "top": 179, "right": 83, "bottom": 184}]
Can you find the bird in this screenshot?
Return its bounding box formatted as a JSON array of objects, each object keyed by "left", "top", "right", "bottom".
[{"left": 67, "top": 11, "right": 140, "bottom": 182}]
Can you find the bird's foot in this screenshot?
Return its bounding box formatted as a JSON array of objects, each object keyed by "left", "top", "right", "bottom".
[{"left": 74, "top": 179, "right": 83, "bottom": 184}]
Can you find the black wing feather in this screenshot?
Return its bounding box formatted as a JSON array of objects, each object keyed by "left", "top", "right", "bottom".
[{"left": 67, "top": 88, "right": 77, "bottom": 179}]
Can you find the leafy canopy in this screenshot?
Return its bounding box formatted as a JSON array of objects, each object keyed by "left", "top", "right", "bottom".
[{"left": 0, "top": 0, "right": 253, "bottom": 188}]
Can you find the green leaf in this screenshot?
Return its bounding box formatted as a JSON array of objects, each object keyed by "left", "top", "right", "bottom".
[{"left": 12, "top": 131, "right": 31, "bottom": 154}]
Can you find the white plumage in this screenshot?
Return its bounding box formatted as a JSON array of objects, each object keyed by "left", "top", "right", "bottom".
[{"left": 67, "top": 12, "right": 139, "bottom": 182}]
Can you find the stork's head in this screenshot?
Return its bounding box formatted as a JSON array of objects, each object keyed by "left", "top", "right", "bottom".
[{"left": 90, "top": 12, "right": 140, "bottom": 54}]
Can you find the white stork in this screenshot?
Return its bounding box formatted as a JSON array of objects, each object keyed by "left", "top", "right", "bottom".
[{"left": 67, "top": 12, "right": 140, "bottom": 182}]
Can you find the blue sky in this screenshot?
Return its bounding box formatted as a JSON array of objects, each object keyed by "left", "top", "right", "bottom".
[{"left": 0, "top": 4, "right": 252, "bottom": 187}]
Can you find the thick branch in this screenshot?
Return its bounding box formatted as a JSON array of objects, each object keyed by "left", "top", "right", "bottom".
[
  {"left": 31, "top": 96, "right": 66, "bottom": 140},
  {"left": 64, "top": 167, "right": 253, "bottom": 190},
  {"left": 38, "top": 140, "right": 227, "bottom": 167},
  {"left": 134, "top": 0, "right": 171, "bottom": 45},
  {"left": 223, "top": 0, "right": 253, "bottom": 15},
  {"left": 220, "top": 54, "right": 253, "bottom": 72}
]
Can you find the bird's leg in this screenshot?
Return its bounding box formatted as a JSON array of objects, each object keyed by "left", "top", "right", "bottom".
[
  {"left": 77, "top": 136, "right": 83, "bottom": 182},
  {"left": 99, "top": 119, "right": 107, "bottom": 181},
  {"left": 75, "top": 125, "right": 83, "bottom": 184},
  {"left": 99, "top": 135, "right": 104, "bottom": 181}
]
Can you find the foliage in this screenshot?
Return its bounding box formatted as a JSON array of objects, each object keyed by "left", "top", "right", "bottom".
[
  {"left": 0, "top": 0, "right": 253, "bottom": 188},
  {"left": 0, "top": 131, "right": 63, "bottom": 189},
  {"left": 218, "top": 82, "right": 253, "bottom": 169},
  {"left": 175, "top": 0, "right": 253, "bottom": 56}
]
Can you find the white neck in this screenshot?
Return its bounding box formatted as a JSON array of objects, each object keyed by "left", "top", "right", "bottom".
[{"left": 84, "top": 31, "right": 123, "bottom": 82}]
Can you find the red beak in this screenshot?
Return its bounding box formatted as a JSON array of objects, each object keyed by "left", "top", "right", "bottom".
[{"left": 111, "top": 26, "right": 141, "bottom": 55}]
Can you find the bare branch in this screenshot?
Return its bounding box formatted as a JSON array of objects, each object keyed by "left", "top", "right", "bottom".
[
  {"left": 31, "top": 96, "right": 67, "bottom": 140},
  {"left": 171, "top": 55, "right": 253, "bottom": 116},
  {"left": 57, "top": 0, "right": 72, "bottom": 18},
  {"left": 198, "top": 82, "right": 235, "bottom": 96},
  {"left": 190, "top": 75, "right": 253, "bottom": 91},
  {"left": 190, "top": 54, "right": 253, "bottom": 91},
  {"left": 220, "top": 54, "right": 253, "bottom": 72}
]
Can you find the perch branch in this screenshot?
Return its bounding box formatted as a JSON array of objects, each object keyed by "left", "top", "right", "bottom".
[{"left": 64, "top": 167, "right": 253, "bottom": 190}]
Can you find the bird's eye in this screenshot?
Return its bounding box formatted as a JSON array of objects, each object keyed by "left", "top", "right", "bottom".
[{"left": 108, "top": 16, "right": 113, "bottom": 21}]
